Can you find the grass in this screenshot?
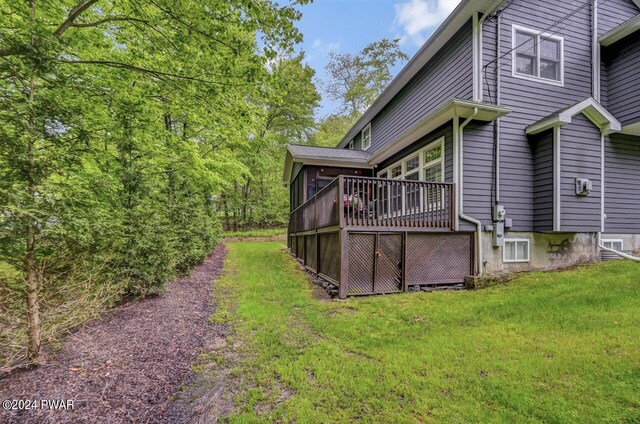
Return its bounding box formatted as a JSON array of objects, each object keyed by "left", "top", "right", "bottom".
[
  {"left": 210, "top": 242, "right": 640, "bottom": 423},
  {"left": 221, "top": 228, "right": 286, "bottom": 238}
]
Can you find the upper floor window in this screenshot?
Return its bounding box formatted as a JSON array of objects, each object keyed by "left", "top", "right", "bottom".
[
  {"left": 512, "top": 25, "right": 564, "bottom": 86},
  {"left": 348, "top": 140, "right": 354, "bottom": 150},
  {"left": 361, "top": 123, "right": 371, "bottom": 150}
]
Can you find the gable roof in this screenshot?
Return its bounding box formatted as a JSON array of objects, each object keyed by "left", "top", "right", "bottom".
[
  {"left": 525, "top": 98, "right": 622, "bottom": 135},
  {"left": 282, "top": 144, "right": 373, "bottom": 185},
  {"left": 335, "top": 0, "right": 503, "bottom": 150}
]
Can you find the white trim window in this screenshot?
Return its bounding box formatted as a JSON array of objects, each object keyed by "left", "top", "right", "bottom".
[
  {"left": 504, "top": 239, "right": 530, "bottom": 263},
  {"left": 377, "top": 137, "right": 445, "bottom": 215},
  {"left": 601, "top": 239, "right": 623, "bottom": 251},
  {"left": 347, "top": 140, "right": 354, "bottom": 150},
  {"left": 361, "top": 123, "right": 371, "bottom": 150},
  {"left": 512, "top": 25, "right": 564, "bottom": 86}
]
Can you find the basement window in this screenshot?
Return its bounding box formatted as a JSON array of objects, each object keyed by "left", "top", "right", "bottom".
[
  {"left": 504, "top": 239, "right": 530, "bottom": 263},
  {"left": 602, "top": 239, "right": 623, "bottom": 251}
]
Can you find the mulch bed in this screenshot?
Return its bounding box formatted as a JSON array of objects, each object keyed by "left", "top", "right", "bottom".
[{"left": 0, "top": 244, "right": 227, "bottom": 424}]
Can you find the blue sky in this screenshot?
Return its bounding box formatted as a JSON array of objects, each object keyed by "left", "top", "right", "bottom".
[{"left": 295, "top": 0, "right": 461, "bottom": 117}]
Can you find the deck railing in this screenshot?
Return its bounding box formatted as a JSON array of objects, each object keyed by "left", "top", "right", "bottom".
[{"left": 289, "top": 176, "right": 455, "bottom": 234}]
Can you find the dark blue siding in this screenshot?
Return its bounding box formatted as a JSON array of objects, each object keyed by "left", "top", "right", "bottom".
[
  {"left": 604, "top": 133, "right": 640, "bottom": 233},
  {"left": 462, "top": 121, "right": 494, "bottom": 226},
  {"left": 598, "top": 0, "right": 639, "bottom": 37},
  {"left": 560, "top": 114, "right": 602, "bottom": 232},
  {"left": 603, "top": 31, "right": 640, "bottom": 126},
  {"left": 368, "top": 21, "right": 473, "bottom": 153},
  {"left": 532, "top": 130, "right": 554, "bottom": 231},
  {"left": 480, "top": 0, "right": 595, "bottom": 231}
]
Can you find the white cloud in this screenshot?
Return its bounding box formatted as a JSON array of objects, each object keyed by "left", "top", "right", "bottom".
[
  {"left": 394, "top": 0, "right": 461, "bottom": 46},
  {"left": 312, "top": 38, "right": 342, "bottom": 54}
]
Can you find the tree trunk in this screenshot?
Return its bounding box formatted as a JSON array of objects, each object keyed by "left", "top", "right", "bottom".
[
  {"left": 25, "top": 0, "right": 41, "bottom": 362},
  {"left": 25, "top": 218, "right": 40, "bottom": 361}
]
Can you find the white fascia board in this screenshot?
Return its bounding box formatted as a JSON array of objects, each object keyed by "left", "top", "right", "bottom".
[
  {"left": 621, "top": 122, "right": 640, "bottom": 136},
  {"left": 526, "top": 98, "right": 621, "bottom": 135},
  {"left": 282, "top": 151, "right": 294, "bottom": 186},
  {"left": 599, "top": 14, "right": 640, "bottom": 46}
]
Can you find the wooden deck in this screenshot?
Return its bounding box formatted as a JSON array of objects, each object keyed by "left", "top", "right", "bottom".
[
  {"left": 288, "top": 176, "right": 473, "bottom": 298},
  {"left": 288, "top": 176, "right": 456, "bottom": 235}
]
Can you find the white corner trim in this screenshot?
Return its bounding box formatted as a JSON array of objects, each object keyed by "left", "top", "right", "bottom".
[
  {"left": 601, "top": 132, "right": 605, "bottom": 232},
  {"left": 473, "top": 12, "right": 481, "bottom": 102},
  {"left": 592, "top": 0, "right": 600, "bottom": 101},
  {"left": 553, "top": 126, "right": 561, "bottom": 232}
]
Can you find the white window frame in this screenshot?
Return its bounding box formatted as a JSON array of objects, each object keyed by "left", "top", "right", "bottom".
[
  {"left": 377, "top": 137, "right": 445, "bottom": 216},
  {"left": 503, "top": 238, "right": 531, "bottom": 263},
  {"left": 601, "top": 239, "right": 624, "bottom": 251},
  {"left": 512, "top": 24, "right": 564, "bottom": 87},
  {"left": 361, "top": 123, "right": 371, "bottom": 150},
  {"left": 348, "top": 140, "right": 354, "bottom": 150}
]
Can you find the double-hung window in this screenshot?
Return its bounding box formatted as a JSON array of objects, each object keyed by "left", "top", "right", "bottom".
[
  {"left": 361, "top": 123, "right": 371, "bottom": 150},
  {"left": 378, "top": 137, "right": 444, "bottom": 216},
  {"left": 513, "top": 25, "right": 563, "bottom": 85}
]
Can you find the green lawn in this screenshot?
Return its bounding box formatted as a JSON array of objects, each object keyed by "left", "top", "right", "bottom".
[
  {"left": 208, "top": 242, "right": 640, "bottom": 423},
  {"left": 221, "top": 228, "right": 286, "bottom": 238}
]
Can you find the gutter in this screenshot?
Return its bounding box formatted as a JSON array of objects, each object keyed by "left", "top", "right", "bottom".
[{"left": 457, "top": 107, "right": 484, "bottom": 275}]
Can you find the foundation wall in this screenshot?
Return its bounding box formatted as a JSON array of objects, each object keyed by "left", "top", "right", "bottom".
[{"left": 482, "top": 231, "right": 600, "bottom": 274}]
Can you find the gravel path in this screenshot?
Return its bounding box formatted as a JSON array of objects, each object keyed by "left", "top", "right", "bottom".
[{"left": 0, "top": 244, "right": 227, "bottom": 424}]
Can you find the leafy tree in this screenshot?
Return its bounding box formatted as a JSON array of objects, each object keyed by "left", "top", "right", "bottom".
[
  {"left": 323, "top": 38, "right": 408, "bottom": 116},
  {"left": 220, "top": 54, "right": 320, "bottom": 230},
  {"left": 0, "top": 0, "right": 309, "bottom": 364},
  {"left": 310, "top": 113, "right": 358, "bottom": 147}
]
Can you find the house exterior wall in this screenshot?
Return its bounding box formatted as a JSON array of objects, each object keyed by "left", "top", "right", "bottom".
[
  {"left": 367, "top": 20, "right": 473, "bottom": 154},
  {"left": 602, "top": 31, "right": 640, "bottom": 126},
  {"left": 598, "top": 0, "right": 640, "bottom": 37},
  {"left": 559, "top": 113, "right": 603, "bottom": 232},
  {"left": 478, "top": 0, "right": 595, "bottom": 232},
  {"left": 531, "top": 130, "right": 554, "bottom": 232},
  {"left": 604, "top": 133, "right": 640, "bottom": 233},
  {"left": 461, "top": 121, "right": 494, "bottom": 226}
]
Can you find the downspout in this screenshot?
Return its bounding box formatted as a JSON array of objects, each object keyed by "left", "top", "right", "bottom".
[
  {"left": 494, "top": 12, "right": 502, "bottom": 204},
  {"left": 459, "top": 107, "right": 483, "bottom": 275},
  {"left": 592, "top": 0, "right": 600, "bottom": 101}
]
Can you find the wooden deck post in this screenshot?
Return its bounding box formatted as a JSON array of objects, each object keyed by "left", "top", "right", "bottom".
[{"left": 339, "top": 229, "right": 349, "bottom": 299}]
